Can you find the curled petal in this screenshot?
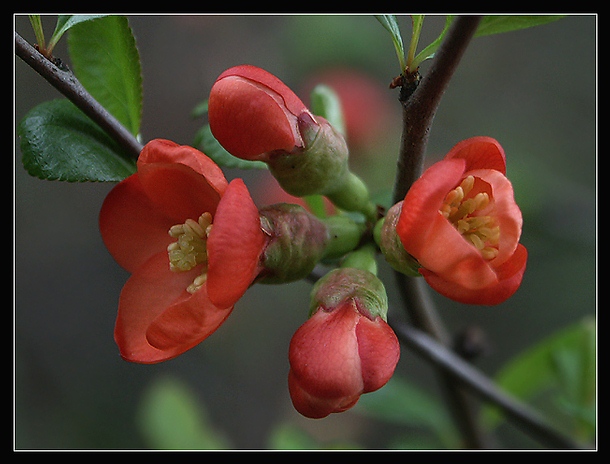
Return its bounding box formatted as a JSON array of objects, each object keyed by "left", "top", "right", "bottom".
[
  {"left": 422, "top": 244, "right": 528, "bottom": 305},
  {"left": 445, "top": 136, "right": 506, "bottom": 174},
  {"left": 209, "top": 66, "right": 309, "bottom": 160},
  {"left": 397, "top": 158, "right": 466, "bottom": 260},
  {"left": 206, "top": 179, "right": 267, "bottom": 309},
  {"left": 137, "top": 141, "right": 227, "bottom": 223},
  {"left": 114, "top": 251, "right": 230, "bottom": 363}
]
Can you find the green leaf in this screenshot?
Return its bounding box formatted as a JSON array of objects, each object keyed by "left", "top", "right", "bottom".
[
  {"left": 47, "top": 15, "right": 108, "bottom": 53},
  {"left": 412, "top": 15, "right": 454, "bottom": 69},
  {"left": 481, "top": 317, "right": 596, "bottom": 438},
  {"left": 193, "top": 124, "right": 267, "bottom": 170},
  {"left": 309, "top": 84, "right": 345, "bottom": 136},
  {"left": 67, "top": 15, "right": 142, "bottom": 137},
  {"left": 475, "top": 15, "right": 565, "bottom": 37},
  {"left": 375, "top": 15, "right": 406, "bottom": 73},
  {"left": 18, "top": 99, "right": 136, "bottom": 182},
  {"left": 137, "top": 376, "right": 229, "bottom": 450}
]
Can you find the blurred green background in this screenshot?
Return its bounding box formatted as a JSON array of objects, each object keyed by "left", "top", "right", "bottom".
[{"left": 14, "top": 14, "right": 596, "bottom": 450}]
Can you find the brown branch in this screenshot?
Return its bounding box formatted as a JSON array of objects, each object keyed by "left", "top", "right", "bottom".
[
  {"left": 14, "top": 31, "right": 143, "bottom": 159},
  {"left": 390, "top": 15, "right": 486, "bottom": 448}
]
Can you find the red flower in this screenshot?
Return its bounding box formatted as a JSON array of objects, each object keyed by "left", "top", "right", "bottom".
[
  {"left": 208, "top": 64, "right": 311, "bottom": 160},
  {"left": 288, "top": 270, "right": 400, "bottom": 419},
  {"left": 396, "top": 136, "right": 527, "bottom": 305},
  {"left": 99, "top": 139, "right": 266, "bottom": 363}
]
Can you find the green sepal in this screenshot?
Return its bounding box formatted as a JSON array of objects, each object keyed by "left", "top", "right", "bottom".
[{"left": 309, "top": 267, "right": 388, "bottom": 321}]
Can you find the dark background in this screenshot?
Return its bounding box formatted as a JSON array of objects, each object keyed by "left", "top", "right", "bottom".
[{"left": 14, "top": 14, "right": 596, "bottom": 449}]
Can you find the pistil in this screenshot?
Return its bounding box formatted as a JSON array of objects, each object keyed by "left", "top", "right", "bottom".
[
  {"left": 440, "top": 176, "right": 500, "bottom": 260},
  {"left": 167, "top": 212, "right": 213, "bottom": 293}
]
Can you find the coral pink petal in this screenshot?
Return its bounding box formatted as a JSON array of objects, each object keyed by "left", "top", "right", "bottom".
[
  {"left": 139, "top": 139, "right": 228, "bottom": 194},
  {"left": 469, "top": 169, "right": 523, "bottom": 266},
  {"left": 145, "top": 286, "right": 233, "bottom": 353},
  {"left": 397, "top": 158, "right": 466, "bottom": 257},
  {"left": 209, "top": 77, "right": 301, "bottom": 160},
  {"left": 355, "top": 316, "right": 400, "bottom": 393},
  {"left": 114, "top": 252, "right": 203, "bottom": 363},
  {"left": 216, "top": 64, "right": 307, "bottom": 117},
  {"left": 445, "top": 136, "right": 506, "bottom": 174},
  {"left": 206, "top": 179, "right": 266, "bottom": 309},
  {"left": 99, "top": 174, "right": 175, "bottom": 273},
  {"left": 137, "top": 158, "right": 224, "bottom": 224},
  {"left": 289, "top": 303, "right": 363, "bottom": 399},
  {"left": 422, "top": 244, "right": 528, "bottom": 305}
]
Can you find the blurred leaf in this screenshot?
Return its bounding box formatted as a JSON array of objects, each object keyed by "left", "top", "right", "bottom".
[
  {"left": 268, "top": 423, "right": 319, "bottom": 450},
  {"left": 475, "top": 15, "right": 565, "bottom": 37},
  {"left": 193, "top": 124, "right": 267, "bottom": 170},
  {"left": 481, "top": 317, "right": 596, "bottom": 440},
  {"left": 355, "top": 375, "right": 459, "bottom": 448},
  {"left": 310, "top": 84, "right": 346, "bottom": 136},
  {"left": 137, "top": 376, "right": 229, "bottom": 450},
  {"left": 18, "top": 99, "right": 136, "bottom": 182},
  {"left": 48, "top": 14, "right": 108, "bottom": 52},
  {"left": 68, "top": 15, "right": 142, "bottom": 136}
]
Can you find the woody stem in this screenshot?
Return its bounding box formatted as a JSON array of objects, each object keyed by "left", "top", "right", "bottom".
[{"left": 390, "top": 15, "right": 487, "bottom": 449}]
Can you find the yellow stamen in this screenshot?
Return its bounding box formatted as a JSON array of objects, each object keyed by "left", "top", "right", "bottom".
[
  {"left": 440, "top": 176, "right": 500, "bottom": 260},
  {"left": 167, "top": 212, "right": 213, "bottom": 293}
]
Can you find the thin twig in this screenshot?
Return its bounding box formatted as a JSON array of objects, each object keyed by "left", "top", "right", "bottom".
[
  {"left": 389, "top": 316, "right": 581, "bottom": 449},
  {"left": 390, "top": 15, "right": 486, "bottom": 448},
  {"left": 14, "top": 31, "right": 143, "bottom": 159}
]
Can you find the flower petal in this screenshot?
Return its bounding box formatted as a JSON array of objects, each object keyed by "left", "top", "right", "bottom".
[
  {"left": 114, "top": 252, "right": 203, "bottom": 363},
  {"left": 145, "top": 286, "right": 233, "bottom": 354},
  {"left": 445, "top": 136, "right": 506, "bottom": 174},
  {"left": 206, "top": 178, "right": 266, "bottom": 309},
  {"left": 209, "top": 76, "right": 303, "bottom": 160},
  {"left": 397, "top": 158, "right": 465, "bottom": 259},
  {"left": 422, "top": 244, "right": 528, "bottom": 305},
  {"left": 216, "top": 65, "right": 308, "bottom": 117},
  {"left": 137, "top": 140, "right": 228, "bottom": 223},
  {"left": 99, "top": 174, "right": 175, "bottom": 273},
  {"left": 355, "top": 315, "right": 400, "bottom": 393}
]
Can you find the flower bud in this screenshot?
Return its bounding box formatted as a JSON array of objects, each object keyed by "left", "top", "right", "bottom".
[
  {"left": 376, "top": 201, "right": 421, "bottom": 276},
  {"left": 288, "top": 268, "right": 400, "bottom": 418},
  {"left": 257, "top": 203, "right": 329, "bottom": 284},
  {"left": 208, "top": 64, "right": 309, "bottom": 160}
]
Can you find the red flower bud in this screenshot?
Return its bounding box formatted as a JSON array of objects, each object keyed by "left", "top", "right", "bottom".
[
  {"left": 208, "top": 64, "right": 311, "bottom": 160},
  {"left": 288, "top": 269, "right": 400, "bottom": 418},
  {"left": 396, "top": 137, "right": 527, "bottom": 305}
]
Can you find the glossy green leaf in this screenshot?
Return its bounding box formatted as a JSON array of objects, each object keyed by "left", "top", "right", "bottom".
[
  {"left": 18, "top": 99, "right": 136, "bottom": 182},
  {"left": 67, "top": 15, "right": 142, "bottom": 136},
  {"left": 481, "top": 317, "right": 595, "bottom": 438},
  {"left": 137, "top": 376, "right": 229, "bottom": 450},
  {"left": 193, "top": 124, "right": 267, "bottom": 170},
  {"left": 475, "top": 15, "right": 565, "bottom": 37}
]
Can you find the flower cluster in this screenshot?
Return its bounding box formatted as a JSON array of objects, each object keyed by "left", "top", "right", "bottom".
[{"left": 100, "top": 65, "right": 526, "bottom": 418}]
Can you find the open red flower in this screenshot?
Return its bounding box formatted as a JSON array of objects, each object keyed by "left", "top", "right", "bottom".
[
  {"left": 99, "top": 139, "right": 266, "bottom": 363},
  {"left": 208, "top": 64, "right": 311, "bottom": 161},
  {"left": 396, "top": 136, "right": 527, "bottom": 305},
  {"left": 288, "top": 269, "right": 400, "bottom": 419}
]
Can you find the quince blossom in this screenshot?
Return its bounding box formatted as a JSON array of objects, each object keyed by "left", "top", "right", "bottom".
[
  {"left": 396, "top": 136, "right": 527, "bottom": 305},
  {"left": 99, "top": 139, "right": 266, "bottom": 363}
]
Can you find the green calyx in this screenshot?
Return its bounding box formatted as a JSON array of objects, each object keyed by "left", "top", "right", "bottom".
[
  {"left": 375, "top": 201, "right": 421, "bottom": 277},
  {"left": 309, "top": 267, "right": 389, "bottom": 321}
]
